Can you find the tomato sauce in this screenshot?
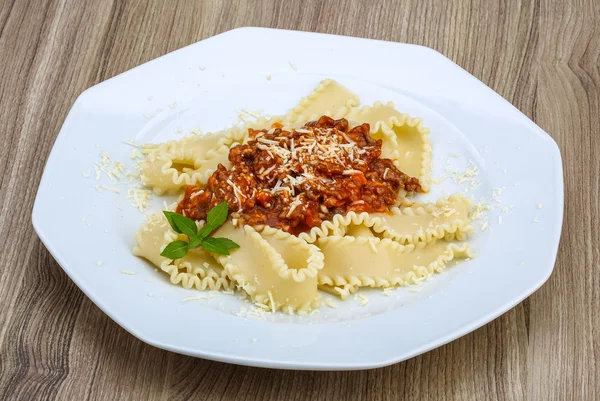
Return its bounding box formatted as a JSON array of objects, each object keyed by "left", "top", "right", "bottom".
[{"left": 177, "top": 116, "right": 422, "bottom": 235}]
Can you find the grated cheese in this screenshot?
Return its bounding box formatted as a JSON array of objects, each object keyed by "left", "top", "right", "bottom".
[
  {"left": 190, "top": 189, "right": 204, "bottom": 199},
  {"left": 100, "top": 185, "right": 120, "bottom": 194},
  {"left": 339, "top": 131, "right": 355, "bottom": 144},
  {"left": 325, "top": 299, "right": 337, "bottom": 308},
  {"left": 129, "top": 148, "right": 142, "bottom": 159},
  {"left": 120, "top": 270, "right": 136, "bottom": 275},
  {"left": 267, "top": 291, "right": 276, "bottom": 313},
  {"left": 183, "top": 295, "right": 208, "bottom": 302},
  {"left": 127, "top": 188, "right": 152, "bottom": 211},
  {"left": 356, "top": 293, "right": 369, "bottom": 306},
  {"left": 368, "top": 240, "right": 378, "bottom": 254},
  {"left": 286, "top": 199, "right": 302, "bottom": 217}
]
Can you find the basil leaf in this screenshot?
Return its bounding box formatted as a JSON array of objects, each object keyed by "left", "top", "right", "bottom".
[
  {"left": 211, "top": 237, "right": 240, "bottom": 250},
  {"left": 188, "top": 235, "right": 204, "bottom": 249},
  {"left": 206, "top": 201, "right": 229, "bottom": 230},
  {"left": 160, "top": 240, "right": 189, "bottom": 259},
  {"left": 197, "top": 224, "right": 214, "bottom": 240},
  {"left": 163, "top": 211, "right": 183, "bottom": 234},
  {"left": 171, "top": 214, "right": 198, "bottom": 238},
  {"left": 200, "top": 237, "right": 231, "bottom": 255}
]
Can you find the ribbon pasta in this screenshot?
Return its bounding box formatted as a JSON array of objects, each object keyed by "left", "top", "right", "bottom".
[{"left": 133, "top": 79, "right": 475, "bottom": 313}]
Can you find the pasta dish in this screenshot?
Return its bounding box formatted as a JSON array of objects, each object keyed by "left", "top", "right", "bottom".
[{"left": 133, "top": 79, "right": 474, "bottom": 313}]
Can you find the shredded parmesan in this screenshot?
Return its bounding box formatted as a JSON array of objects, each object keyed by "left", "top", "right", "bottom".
[
  {"left": 356, "top": 293, "right": 369, "bottom": 306},
  {"left": 120, "top": 270, "right": 136, "bottom": 275},
  {"left": 100, "top": 185, "right": 120, "bottom": 194},
  {"left": 325, "top": 299, "right": 337, "bottom": 308},
  {"left": 368, "top": 240, "right": 378, "bottom": 253},
  {"left": 127, "top": 188, "right": 152, "bottom": 211},
  {"left": 286, "top": 199, "right": 302, "bottom": 217},
  {"left": 267, "top": 291, "right": 276, "bottom": 313},
  {"left": 183, "top": 295, "right": 208, "bottom": 302}
]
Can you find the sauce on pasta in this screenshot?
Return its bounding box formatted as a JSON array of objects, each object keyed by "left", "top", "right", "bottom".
[{"left": 177, "top": 116, "right": 422, "bottom": 235}]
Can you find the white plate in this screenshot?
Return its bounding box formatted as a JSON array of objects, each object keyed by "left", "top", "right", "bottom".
[{"left": 32, "top": 27, "right": 563, "bottom": 370}]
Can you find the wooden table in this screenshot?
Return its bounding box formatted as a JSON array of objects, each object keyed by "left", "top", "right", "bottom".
[{"left": 1, "top": 1, "right": 598, "bottom": 400}]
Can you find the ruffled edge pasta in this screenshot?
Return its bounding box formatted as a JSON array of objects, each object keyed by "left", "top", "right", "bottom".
[
  {"left": 213, "top": 224, "right": 321, "bottom": 312},
  {"left": 132, "top": 79, "right": 478, "bottom": 313},
  {"left": 317, "top": 237, "right": 473, "bottom": 293},
  {"left": 283, "top": 79, "right": 360, "bottom": 125},
  {"left": 299, "top": 194, "right": 472, "bottom": 245},
  {"left": 159, "top": 259, "right": 235, "bottom": 291},
  {"left": 139, "top": 147, "right": 211, "bottom": 195},
  {"left": 139, "top": 127, "right": 246, "bottom": 195},
  {"left": 348, "top": 101, "right": 432, "bottom": 192},
  {"left": 297, "top": 211, "right": 377, "bottom": 243},
  {"left": 254, "top": 225, "right": 324, "bottom": 281},
  {"left": 133, "top": 211, "right": 235, "bottom": 291},
  {"left": 365, "top": 194, "right": 474, "bottom": 244}
]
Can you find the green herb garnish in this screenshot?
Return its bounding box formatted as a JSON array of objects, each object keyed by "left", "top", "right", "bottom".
[{"left": 160, "top": 201, "right": 240, "bottom": 259}]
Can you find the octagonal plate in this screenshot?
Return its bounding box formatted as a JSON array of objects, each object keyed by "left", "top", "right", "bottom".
[{"left": 32, "top": 27, "right": 563, "bottom": 370}]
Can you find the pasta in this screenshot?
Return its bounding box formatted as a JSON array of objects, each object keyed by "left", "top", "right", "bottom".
[
  {"left": 133, "top": 79, "right": 476, "bottom": 313},
  {"left": 284, "top": 79, "right": 360, "bottom": 126},
  {"left": 133, "top": 211, "right": 235, "bottom": 291},
  {"left": 139, "top": 127, "right": 246, "bottom": 195},
  {"left": 213, "top": 224, "right": 323, "bottom": 312},
  {"left": 347, "top": 102, "right": 432, "bottom": 191}
]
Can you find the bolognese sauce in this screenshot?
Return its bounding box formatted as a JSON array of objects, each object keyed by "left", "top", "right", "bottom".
[{"left": 176, "top": 115, "right": 422, "bottom": 235}]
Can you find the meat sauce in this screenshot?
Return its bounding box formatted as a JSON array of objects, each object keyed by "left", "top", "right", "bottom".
[{"left": 176, "top": 115, "right": 422, "bottom": 235}]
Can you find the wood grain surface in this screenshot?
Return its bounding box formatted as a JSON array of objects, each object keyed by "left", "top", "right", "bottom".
[{"left": 0, "top": 0, "right": 598, "bottom": 400}]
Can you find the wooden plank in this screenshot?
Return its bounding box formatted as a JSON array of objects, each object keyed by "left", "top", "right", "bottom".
[{"left": 0, "top": 0, "right": 597, "bottom": 400}]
